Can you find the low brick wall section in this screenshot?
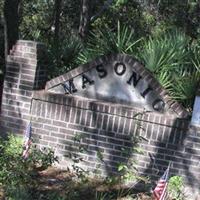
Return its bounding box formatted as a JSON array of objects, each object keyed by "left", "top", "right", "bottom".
[{"left": 31, "top": 91, "right": 200, "bottom": 193}]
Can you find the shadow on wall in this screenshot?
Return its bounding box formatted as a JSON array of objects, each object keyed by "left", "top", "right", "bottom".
[
  {"left": 0, "top": 41, "right": 49, "bottom": 137},
  {"left": 58, "top": 103, "right": 200, "bottom": 192},
  {"left": 134, "top": 117, "right": 200, "bottom": 194},
  {"left": 57, "top": 100, "right": 145, "bottom": 178},
  {"left": 0, "top": 61, "right": 25, "bottom": 136},
  {"left": 51, "top": 100, "right": 148, "bottom": 183}
]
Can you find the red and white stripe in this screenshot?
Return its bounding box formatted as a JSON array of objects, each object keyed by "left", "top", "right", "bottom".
[
  {"left": 153, "top": 180, "right": 168, "bottom": 200},
  {"left": 22, "top": 137, "right": 31, "bottom": 159}
]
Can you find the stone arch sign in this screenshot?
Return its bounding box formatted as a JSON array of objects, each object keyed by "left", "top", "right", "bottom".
[
  {"left": 1, "top": 41, "right": 200, "bottom": 198},
  {"left": 46, "top": 54, "right": 188, "bottom": 117}
]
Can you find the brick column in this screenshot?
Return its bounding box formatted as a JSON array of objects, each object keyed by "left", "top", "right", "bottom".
[
  {"left": 191, "top": 85, "right": 200, "bottom": 128},
  {"left": 0, "top": 40, "right": 48, "bottom": 135}
]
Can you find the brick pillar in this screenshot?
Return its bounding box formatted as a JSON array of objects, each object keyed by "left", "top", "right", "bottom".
[
  {"left": 191, "top": 85, "right": 200, "bottom": 128},
  {"left": 0, "top": 40, "right": 48, "bottom": 135}
]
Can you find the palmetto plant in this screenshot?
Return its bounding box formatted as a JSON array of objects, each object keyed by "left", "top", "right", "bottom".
[
  {"left": 139, "top": 30, "right": 200, "bottom": 110},
  {"left": 48, "top": 36, "right": 82, "bottom": 78},
  {"left": 77, "top": 21, "right": 142, "bottom": 64},
  {"left": 171, "top": 72, "right": 200, "bottom": 110},
  {"left": 56, "top": 24, "right": 199, "bottom": 110},
  {"left": 140, "top": 30, "right": 190, "bottom": 75}
]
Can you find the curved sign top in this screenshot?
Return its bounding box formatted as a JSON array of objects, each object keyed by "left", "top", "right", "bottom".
[{"left": 46, "top": 54, "right": 188, "bottom": 117}]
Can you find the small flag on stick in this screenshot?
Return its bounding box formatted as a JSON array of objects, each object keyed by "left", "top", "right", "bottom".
[
  {"left": 153, "top": 163, "right": 170, "bottom": 200},
  {"left": 22, "top": 122, "right": 32, "bottom": 159}
]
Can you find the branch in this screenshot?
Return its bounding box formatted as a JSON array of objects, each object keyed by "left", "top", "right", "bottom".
[{"left": 90, "top": 0, "right": 114, "bottom": 22}]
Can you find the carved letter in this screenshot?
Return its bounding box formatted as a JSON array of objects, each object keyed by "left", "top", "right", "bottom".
[
  {"left": 127, "top": 71, "right": 142, "bottom": 87},
  {"left": 62, "top": 79, "right": 77, "bottom": 94},
  {"left": 82, "top": 74, "right": 94, "bottom": 89},
  {"left": 114, "top": 62, "right": 126, "bottom": 76},
  {"left": 96, "top": 64, "right": 107, "bottom": 79},
  {"left": 152, "top": 99, "right": 165, "bottom": 111},
  {"left": 141, "top": 86, "right": 153, "bottom": 98}
]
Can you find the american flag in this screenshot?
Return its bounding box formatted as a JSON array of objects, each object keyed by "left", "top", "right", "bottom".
[
  {"left": 153, "top": 164, "right": 170, "bottom": 200},
  {"left": 22, "top": 122, "right": 32, "bottom": 159}
]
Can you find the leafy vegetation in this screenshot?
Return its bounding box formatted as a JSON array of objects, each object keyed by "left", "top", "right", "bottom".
[
  {"left": 77, "top": 21, "right": 142, "bottom": 64},
  {"left": 139, "top": 30, "right": 200, "bottom": 109},
  {"left": 48, "top": 35, "right": 82, "bottom": 79},
  {"left": 0, "top": 133, "right": 149, "bottom": 200},
  {"left": 1, "top": 0, "right": 200, "bottom": 110},
  {"left": 0, "top": 134, "right": 58, "bottom": 199},
  {"left": 0, "top": 1, "right": 199, "bottom": 199},
  {"left": 74, "top": 25, "right": 200, "bottom": 110},
  {"left": 168, "top": 176, "right": 185, "bottom": 200},
  {"left": 0, "top": 131, "right": 187, "bottom": 199}
]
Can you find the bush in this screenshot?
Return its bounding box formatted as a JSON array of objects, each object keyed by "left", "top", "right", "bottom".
[
  {"left": 0, "top": 134, "right": 58, "bottom": 199},
  {"left": 77, "top": 21, "right": 141, "bottom": 64},
  {"left": 139, "top": 30, "right": 200, "bottom": 110},
  {"left": 48, "top": 36, "right": 82, "bottom": 79},
  {"left": 168, "top": 176, "right": 185, "bottom": 200}
]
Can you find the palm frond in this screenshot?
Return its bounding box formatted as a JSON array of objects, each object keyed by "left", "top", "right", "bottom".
[
  {"left": 171, "top": 71, "right": 200, "bottom": 109},
  {"left": 157, "top": 71, "right": 173, "bottom": 91},
  {"left": 139, "top": 29, "right": 200, "bottom": 110},
  {"left": 77, "top": 22, "right": 141, "bottom": 64},
  {"left": 140, "top": 30, "right": 190, "bottom": 74}
]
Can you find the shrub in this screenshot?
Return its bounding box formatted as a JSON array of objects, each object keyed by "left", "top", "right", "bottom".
[
  {"left": 139, "top": 30, "right": 200, "bottom": 110},
  {"left": 77, "top": 21, "right": 141, "bottom": 64},
  {"left": 168, "top": 176, "right": 185, "bottom": 200},
  {"left": 48, "top": 35, "right": 82, "bottom": 79},
  {"left": 0, "top": 134, "right": 58, "bottom": 199}
]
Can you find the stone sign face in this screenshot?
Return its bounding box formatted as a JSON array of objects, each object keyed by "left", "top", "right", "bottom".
[
  {"left": 191, "top": 96, "right": 200, "bottom": 127},
  {"left": 48, "top": 57, "right": 165, "bottom": 112}
]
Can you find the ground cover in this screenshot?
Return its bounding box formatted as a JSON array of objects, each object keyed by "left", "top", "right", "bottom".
[
  {"left": 0, "top": 135, "right": 184, "bottom": 200},
  {"left": 11, "top": 166, "right": 153, "bottom": 200}
]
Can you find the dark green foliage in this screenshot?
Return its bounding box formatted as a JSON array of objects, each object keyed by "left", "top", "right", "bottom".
[
  {"left": 0, "top": 21, "right": 4, "bottom": 74},
  {"left": 19, "top": 0, "right": 54, "bottom": 42},
  {"left": 0, "top": 134, "right": 58, "bottom": 199},
  {"left": 157, "top": 0, "right": 200, "bottom": 38},
  {"left": 168, "top": 176, "right": 185, "bottom": 200},
  {"left": 78, "top": 21, "right": 141, "bottom": 64},
  {"left": 1, "top": 0, "right": 200, "bottom": 110},
  {"left": 19, "top": 0, "right": 81, "bottom": 44},
  {"left": 139, "top": 30, "right": 200, "bottom": 110},
  {"left": 91, "top": 0, "right": 144, "bottom": 36},
  {"left": 48, "top": 35, "right": 82, "bottom": 79}
]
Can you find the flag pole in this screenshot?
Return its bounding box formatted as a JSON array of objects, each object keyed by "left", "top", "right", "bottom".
[
  {"left": 22, "top": 97, "right": 34, "bottom": 159},
  {"left": 29, "top": 97, "right": 34, "bottom": 122},
  {"left": 152, "top": 162, "right": 171, "bottom": 200}
]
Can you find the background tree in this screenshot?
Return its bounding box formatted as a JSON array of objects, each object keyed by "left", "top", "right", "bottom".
[
  {"left": 0, "top": 0, "right": 200, "bottom": 109},
  {"left": 4, "top": 0, "right": 21, "bottom": 58},
  {"left": 53, "top": 0, "right": 62, "bottom": 68},
  {"left": 54, "top": 0, "right": 62, "bottom": 45},
  {"left": 79, "top": 0, "right": 92, "bottom": 39}
]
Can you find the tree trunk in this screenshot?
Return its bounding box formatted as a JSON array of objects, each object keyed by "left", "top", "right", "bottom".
[
  {"left": 4, "top": 0, "right": 21, "bottom": 57},
  {"left": 53, "top": 0, "right": 62, "bottom": 68},
  {"left": 79, "top": 0, "right": 91, "bottom": 39},
  {"left": 54, "top": 0, "right": 62, "bottom": 45}
]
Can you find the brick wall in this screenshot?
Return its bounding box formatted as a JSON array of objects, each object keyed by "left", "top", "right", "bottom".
[
  {"left": 0, "top": 40, "right": 48, "bottom": 135},
  {"left": 31, "top": 91, "right": 200, "bottom": 195},
  {"left": 1, "top": 40, "right": 200, "bottom": 198}
]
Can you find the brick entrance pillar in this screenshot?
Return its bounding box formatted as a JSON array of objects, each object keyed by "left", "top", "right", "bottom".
[{"left": 0, "top": 40, "right": 48, "bottom": 136}]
